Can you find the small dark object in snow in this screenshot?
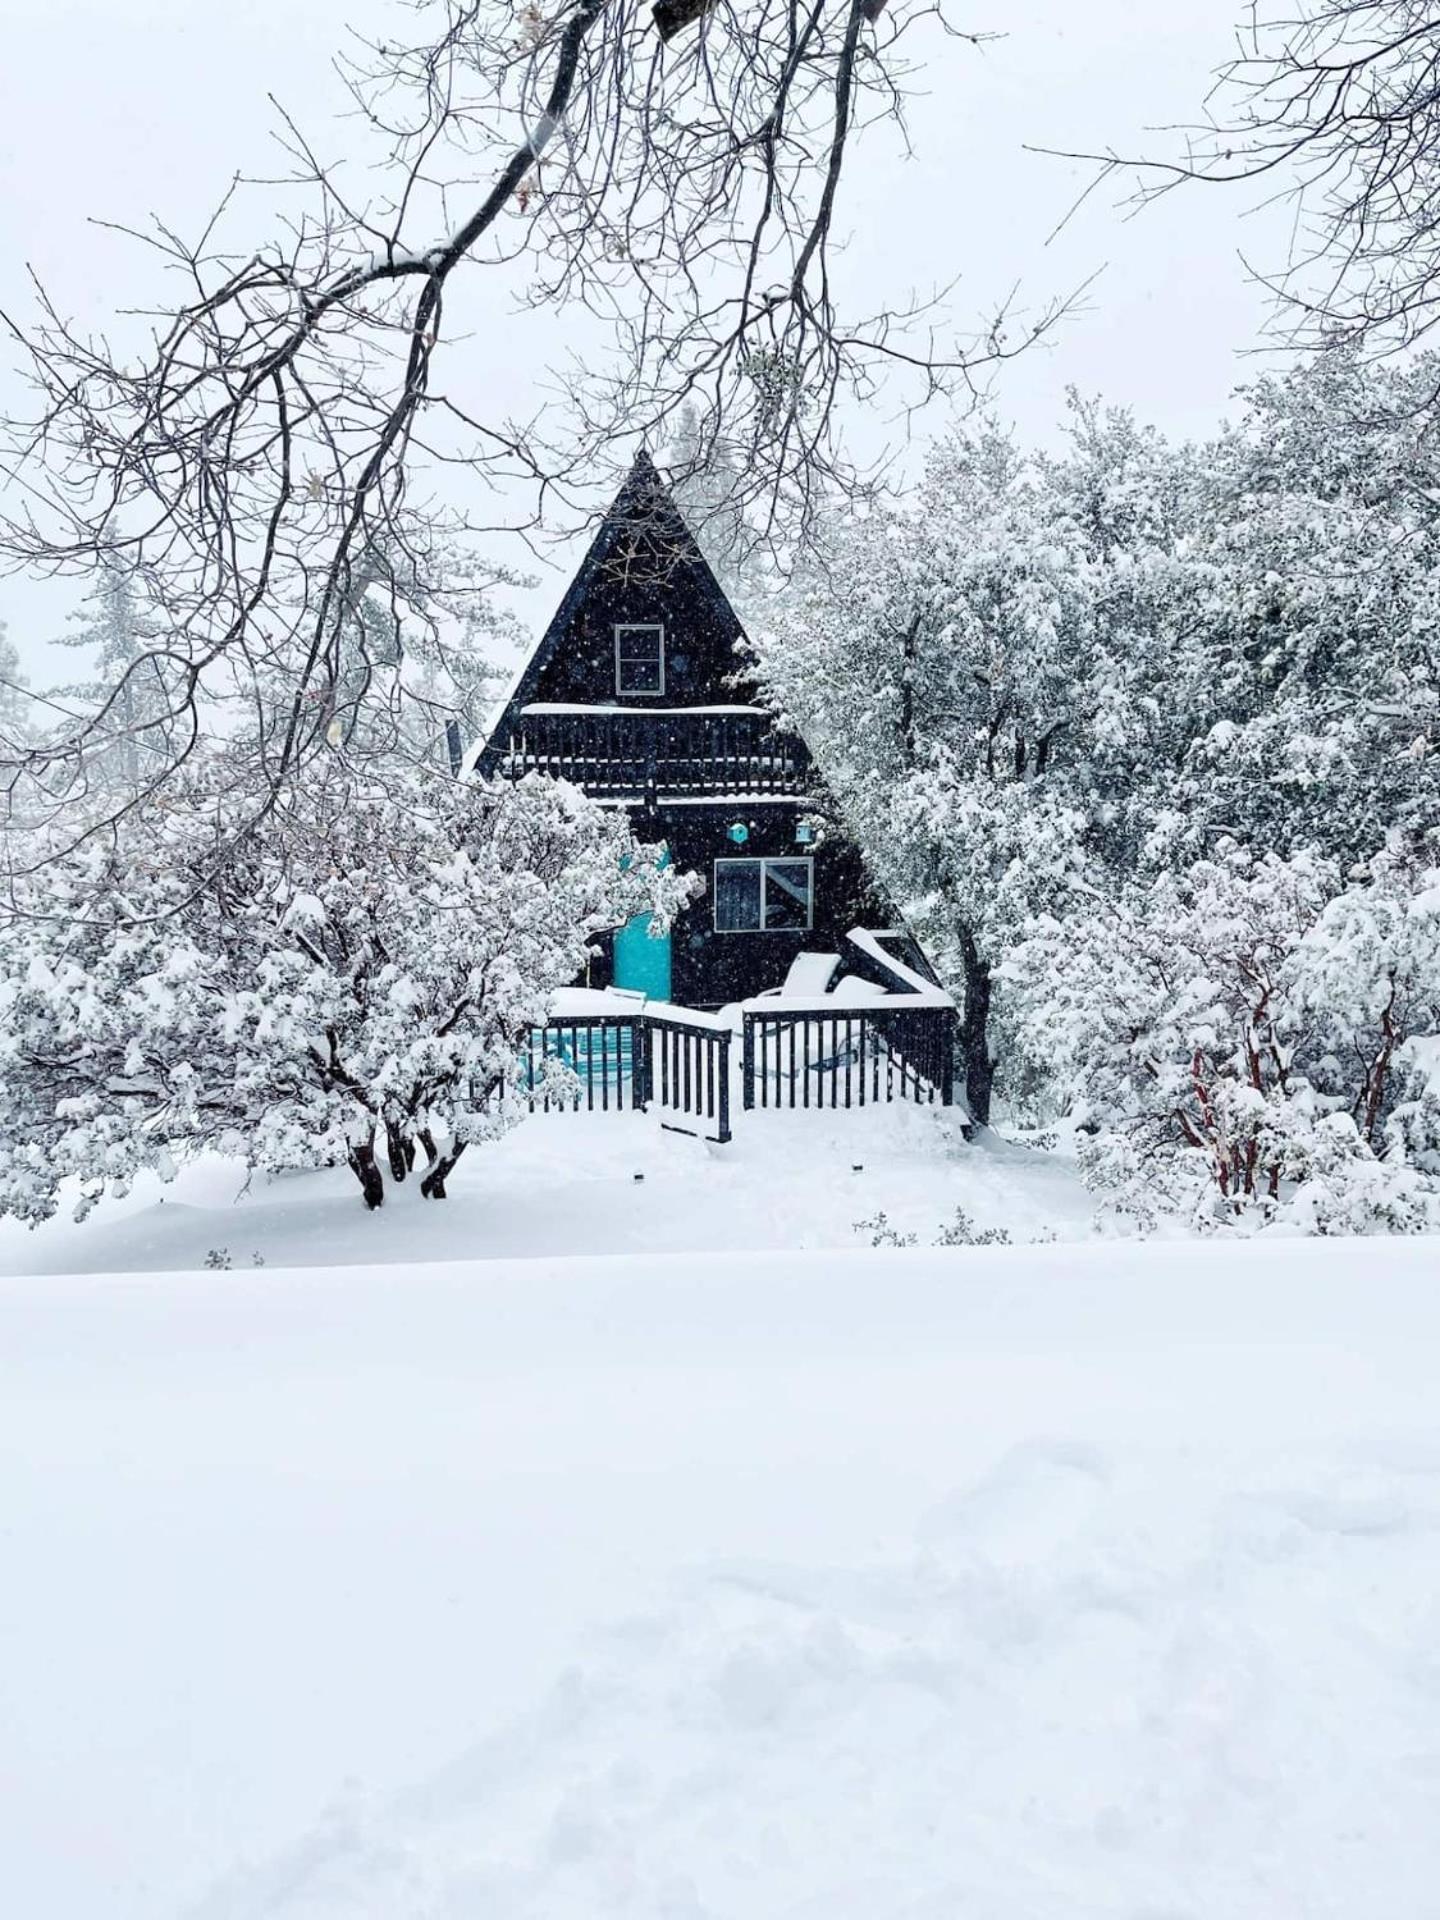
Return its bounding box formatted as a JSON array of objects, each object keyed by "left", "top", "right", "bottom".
[
  {"left": 852, "top": 1164, "right": 864, "bottom": 1172},
  {"left": 633, "top": 1172, "right": 645, "bottom": 1182}
]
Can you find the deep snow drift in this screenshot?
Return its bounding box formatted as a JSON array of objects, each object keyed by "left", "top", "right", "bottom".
[{"left": 3, "top": 1234, "right": 1439, "bottom": 1919}]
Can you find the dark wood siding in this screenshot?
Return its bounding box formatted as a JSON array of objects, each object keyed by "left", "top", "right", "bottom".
[{"left": 526, "top": 553, "right": 753, "bottom": 709}]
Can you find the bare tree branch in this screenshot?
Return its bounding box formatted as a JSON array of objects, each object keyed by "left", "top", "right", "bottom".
[
  {"left": 1033, "top": 3, "right": 1440, "bottom": 358},
  {"left": 0, "top": 0, "right": 1071, "bottom": 852}
]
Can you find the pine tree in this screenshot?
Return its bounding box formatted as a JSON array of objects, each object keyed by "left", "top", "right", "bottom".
[
  {"left": 51, "top": 562, "right": 172, "bottom": 792},
  {"left": 0, "top": 619, "right": 33, "bottom": 749}
]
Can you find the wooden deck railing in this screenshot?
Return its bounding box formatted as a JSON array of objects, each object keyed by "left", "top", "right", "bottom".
[
  {"left": 495, "top": 708, "right": 808, "bottom": 799},
  {"left": 522, "top": 1010, "right": 732, "bottom": 1142},
  {"left": 518, "top": 1000, "right": 954, "bottom": 1140},
  {"left": 741, "top": 1005, "right": 956, "bottom": 1111}
]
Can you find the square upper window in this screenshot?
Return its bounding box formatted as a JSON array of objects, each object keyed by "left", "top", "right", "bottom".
[
  {"left": 615, "top": 623, "right": 664, "bottom": 695},
  {"left": 713, "top": 857, "right": 814, "bottom": 932}
]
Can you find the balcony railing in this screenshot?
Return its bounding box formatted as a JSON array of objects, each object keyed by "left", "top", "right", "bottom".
[{"left": 492, "top": 704, "right": 809, "bottom": 800}]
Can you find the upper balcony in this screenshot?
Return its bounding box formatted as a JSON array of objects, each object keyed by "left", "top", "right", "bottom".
[{"left": 491, "top": 703, "right": 810, "bottom": 803}]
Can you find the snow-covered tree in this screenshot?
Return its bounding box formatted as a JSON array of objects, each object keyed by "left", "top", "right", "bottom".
[
  {"left": 0, "top": 757, "right": 691, "bottom": 1219},
  {"left": 755, "top": 352, "right": 1440, "bottom": 1149},
  {"left": 1168, "top": 352, "right": 1440, "bottom": 869},
  {"left": 753, "top": 410, "right": 1184, "bottom": 1120},
  {"left": 322, "top": 529, "right": 518, "bottom": 766},
  {"left": 0, "top": 618, "right": 33, "bottom": 751}
]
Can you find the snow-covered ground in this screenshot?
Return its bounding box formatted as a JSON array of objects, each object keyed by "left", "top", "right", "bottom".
[
  {"left": 2, "top": 1129, "right": 1439, "bottom": 1918},
  {"left": 0, "top": 1106, "right": 1090, "bottom": 1277}
]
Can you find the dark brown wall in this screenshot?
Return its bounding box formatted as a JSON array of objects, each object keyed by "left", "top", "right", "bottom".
[{"left": 527, "top": 547, "right": 756, "bottom": 709}]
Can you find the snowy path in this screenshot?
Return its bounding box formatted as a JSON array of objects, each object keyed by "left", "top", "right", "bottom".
[{"left": 2, "top": 1239, "right": 1438, "bottom": 1917}]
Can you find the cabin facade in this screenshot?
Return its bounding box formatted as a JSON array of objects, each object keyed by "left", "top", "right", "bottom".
[
  {"left": 470, "top": 455, "right": 957, "bottom": 1136},
  {"left": 473, "top": 452, "right": 915, "bottom": 1010}
]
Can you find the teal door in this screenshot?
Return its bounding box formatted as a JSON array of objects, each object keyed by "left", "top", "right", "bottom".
[
  {"left": 613, "top": 847, "right": 673, "bottom": 1000},
  {"left": 613, "top": 907, "right": 672, "bottom": 1000}
]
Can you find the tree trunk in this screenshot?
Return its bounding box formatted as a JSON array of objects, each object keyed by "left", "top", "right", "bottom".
[
  {"left": 385, "top": 1122, "right": 412, "bottom": 1183},
  {"left": 348, "top": 1137, "right": 385, "bottom": 1210},
  {"left": 898, "top": 609, "right": 920, "bottom": 765},
  {"left": 420, "top": 1139, "right": 468, "bottom": 1200},
  {"left": 957, "top": 924, "right": 994, "bottom": 1127}
]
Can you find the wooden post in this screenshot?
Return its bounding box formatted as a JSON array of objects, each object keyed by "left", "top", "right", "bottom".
[
  {"left": 717, "top": 1030, "right": 733, "bottom": 1143},
  {"left": 742, "top": 1013, "right": 756, "bottom": 1111},
  {"left": 635, "top": 1016, "right": 653, "bottom": 1110},
  {"left": 940, "top": 1008, "right": 957, "bottom": 1107}
]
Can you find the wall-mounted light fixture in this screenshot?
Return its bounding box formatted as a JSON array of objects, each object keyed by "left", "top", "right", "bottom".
[{"left": 727, "top": 821, "right": 750, "bottom": 845}]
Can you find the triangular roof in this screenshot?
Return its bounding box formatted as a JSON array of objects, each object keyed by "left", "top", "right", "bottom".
[{"left": 470, "top": 453, "right": 747, "bottom": 773}]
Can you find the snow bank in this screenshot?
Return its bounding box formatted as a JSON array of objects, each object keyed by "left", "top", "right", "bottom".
[{"left": 2, "top": 1239, "right": 1439, "bottom": 1918}]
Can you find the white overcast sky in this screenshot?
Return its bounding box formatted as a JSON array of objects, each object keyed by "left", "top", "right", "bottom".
[{"left": 0, "top": 0, "right": 1287, "bottom": 674}]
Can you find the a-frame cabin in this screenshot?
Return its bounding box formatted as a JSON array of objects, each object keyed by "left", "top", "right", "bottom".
[{"left": 471, "top": 453, "right": 934, "bottom": 1012}]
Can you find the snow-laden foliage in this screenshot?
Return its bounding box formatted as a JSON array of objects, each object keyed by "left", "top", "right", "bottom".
[
  {"left": 0, "top": 757, "right": 690, "bottom": 1218},
  {"left": 1003, "top": 838, "right": 1440, "bottom": 1233},
  {"left": 1002, "top": 851, "right": 1331, "bottom": 1227},
  {"left": 753, "top": 419, "right": 1111, "bottom": 1120},
  {"left": 754, "top": 353, "right": 1440, "bottom": 1226}
]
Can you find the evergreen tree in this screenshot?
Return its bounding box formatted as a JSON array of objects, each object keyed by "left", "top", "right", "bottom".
[
  {"left": 51, "top": 562, "right": 173, "bottom": 793},
  {"left": 0, "top": 618, "right": 33, "bottom": 749}
]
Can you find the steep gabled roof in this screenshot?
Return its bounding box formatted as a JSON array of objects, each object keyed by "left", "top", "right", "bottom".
[{"left": 469, "top": 452, "right": 746, "bottom": 775}]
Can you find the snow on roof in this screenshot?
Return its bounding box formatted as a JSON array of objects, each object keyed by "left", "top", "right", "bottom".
[
  {"left": 517, "top": 704, "right": 767, "bottom": 718},
  {"left": 775, "top": 952, "right": 843, "bottom": 996}
]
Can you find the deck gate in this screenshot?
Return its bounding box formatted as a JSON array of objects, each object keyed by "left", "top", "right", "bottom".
[
  {"left": 523, "top": 1003, "right": 952, "bottom": 1138},
  {"left": 523, "top": 1011, "right": 732, "bottom": 1143}
]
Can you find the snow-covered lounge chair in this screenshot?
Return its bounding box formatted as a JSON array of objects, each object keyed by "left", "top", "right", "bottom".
[
  {"left": 757, "top": 950, "right": 843, "bottom": 999},
  {"left": 748, "top": 951, "right": 891, "bottom": 1082}
]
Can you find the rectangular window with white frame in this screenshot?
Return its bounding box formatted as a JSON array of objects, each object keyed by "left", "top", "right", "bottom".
[
  {"left": 615, "top": 622, "right": 665, "bottom": 696},
  {"left": 713, "top": 857, "right": 814, "bottom": 932}
]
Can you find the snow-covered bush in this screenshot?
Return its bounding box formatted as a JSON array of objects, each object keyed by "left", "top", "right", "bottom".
[
  {"left": 0, "top": 754, "right": 690, "bottom": 1218},
  {"left": 1004, "top": 843, "right": 1440, "bottom": 1233},
  {"left": 1003, "top": 852, "right": 1326, "bottom": 1226},
  {"left": 1287, "top": 836, "right": 1440, "bottom": 1147}
]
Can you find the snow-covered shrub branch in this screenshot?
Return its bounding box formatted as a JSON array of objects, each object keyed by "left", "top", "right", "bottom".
[
  {"left": 1003, "top": 840, "right": 1440, "bottom": 1233},
  {"left": 0, "top": 758, "right": 691, "bottom": 1218}
]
